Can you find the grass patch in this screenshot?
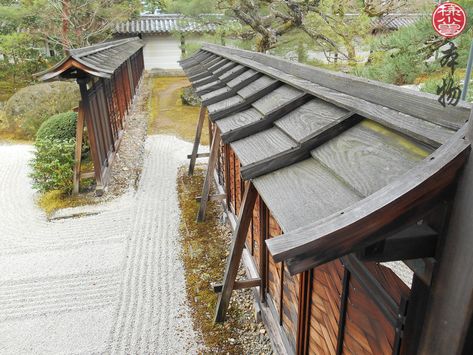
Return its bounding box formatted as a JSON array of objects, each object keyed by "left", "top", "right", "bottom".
[
  {"left": 177, "top": 166, "right": 245, "bottom": 353},
  {"left": 149, "top": 77, "right": 209, "bottom": 145},
  {"left": 37, "top": 190, "right": 94, "bottom": 217}
]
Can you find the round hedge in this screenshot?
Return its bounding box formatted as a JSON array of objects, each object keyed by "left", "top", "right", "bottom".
[{"left": 36, "top": 112, "right": 77, "bottom": 141}]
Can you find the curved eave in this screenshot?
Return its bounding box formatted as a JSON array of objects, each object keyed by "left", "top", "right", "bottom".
[
  {"left": 36, "top": 57, "right": 111, "bottom": 81},
  {"left": 266, "top": 126, "right": 471, "bottom": 275}
]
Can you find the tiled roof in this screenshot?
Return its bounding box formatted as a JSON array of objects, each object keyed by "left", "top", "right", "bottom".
[
  {"left": 115, "top": 14, "right": 217, "bottom": 34},
  {"left": 372, "top": 13, "right": 424, "bottom": 31}
]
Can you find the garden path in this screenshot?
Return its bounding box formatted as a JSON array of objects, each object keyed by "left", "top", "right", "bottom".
[{"left": 0, "top": 135, "right": 201, "bottom": 354}]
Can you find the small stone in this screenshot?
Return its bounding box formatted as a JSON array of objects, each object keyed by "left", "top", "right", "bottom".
[{"left": 259, "top": 329, "right": 266, "bottom": 335}]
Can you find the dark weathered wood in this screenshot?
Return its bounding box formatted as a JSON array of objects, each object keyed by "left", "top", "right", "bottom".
[
  {"left": 215, "top": 181, "right": 258, "bottom": 322},
  {"left": 200, "top": 45, "right": 456, "bottom": 148},
  {"left": 73, "top": 103, "right": 85, "bottom": 195},
  {"left": 221, "top": 94, "right": 312, "bottom": 143},
  {"left": 218, "top": 64, "right": 247, "bottom": 83},
  {"left": 336, "top": 266, "right": 350, "bottom": 355},
  {"left": 197, "top": 126, "right": 221, "bottom": 222},
  {"left": 358, "top": 224, "right": 438, "bottom": 262},
  {"left": 417, "top": 133, "right": 473, "bottom": 355},
  {"left": 266, "top": 127, "right": 470, "bottom": 273},
  {"left": 78, "top": 78, "right": 104, "bottom": 191},
  {"left": 400, "top": 275, "right": 429, "bottom": 355},
  {"left": 212, "top": 278, "right": 261, "bottom": 293},
  {"left": 240, "top": 114, "right": 361, "bottom": 180},
  {"left": 202, "top": 43, "right": 470, "bottom": 130},
  {"left": 188, "top": 105, "right": 206, "bottom": 176}
]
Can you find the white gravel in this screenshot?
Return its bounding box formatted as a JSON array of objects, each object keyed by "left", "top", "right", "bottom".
[{"left": 0, "top": 135, "right": 201, "bottom": 354}]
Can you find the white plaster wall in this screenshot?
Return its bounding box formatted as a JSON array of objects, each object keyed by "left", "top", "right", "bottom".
[{"left": 142, "top": 34, "right": 182, "bottom": 70}]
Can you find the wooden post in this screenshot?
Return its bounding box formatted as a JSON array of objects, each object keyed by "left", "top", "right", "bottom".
[
  {"left": 188, "top": 105, "right": 206, "bottom": 176},
  {"left": 417, "top": 109, "right": 473, "bottom": 354},
  {"left": 77, "top": 78, "right": 103, "bottom": 193},
  {"left": 72, "top": 102, "right": 85, "bottom": 195},
  {"left": 215, "top": 181, "right": 258, "bottom": 322},
  {"left": 197, "top": 126, "right": 221, "bottom": 222}
]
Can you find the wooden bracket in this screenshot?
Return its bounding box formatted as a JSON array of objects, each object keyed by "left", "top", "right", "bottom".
[
  {"left": 188, "top": 105, "right": 207, "bottom": 176},
  {"left": 214, "top": 181, "right": 258, "bottom": 322},
  {"left": 196, "top": 193, "right": 226, "bottom": 203},
  {"left": 212, "top": 278, "right": 261, "bottom": 293},
  {"left": 196, "top": 125, "right": 221, "bottom": 222},
  {"left": 357, "top": 224, "right": 438, "bottom": 262}
]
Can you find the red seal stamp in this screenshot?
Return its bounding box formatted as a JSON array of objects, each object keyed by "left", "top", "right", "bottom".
[{"left": 432, "top": 2, "right": 467, "bottom": 38}]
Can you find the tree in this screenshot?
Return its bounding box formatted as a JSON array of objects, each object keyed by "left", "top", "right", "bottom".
[{"left": 25, "top": 0, "right": 142, "bottom": 50}]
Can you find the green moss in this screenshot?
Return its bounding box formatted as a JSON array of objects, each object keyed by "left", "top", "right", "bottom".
[
  {"left": 148, "top": 77, "right": 209, "bottom": 145},
  {"left": 177, "top": 166, "right": 245, "bottom": 353},
  {"left": 37, "top": 190, "right": 94, "bottom": 217}
]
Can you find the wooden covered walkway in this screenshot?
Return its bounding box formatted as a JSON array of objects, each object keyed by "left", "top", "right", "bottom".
[
  {"left": 181, "top": 44, "right": 473, "bottom": 354},
  {"left": 37, "top": 38, "right": 145, "bottom": 194}
]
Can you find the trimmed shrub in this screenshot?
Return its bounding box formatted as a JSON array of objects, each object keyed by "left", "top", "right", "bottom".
[
  {"left": 3, "top": 81, "right": 80, "bottom": 138},
  {"left": 29, "top": 138, "right": 76, "bottom": 194},
  {"left": 36, "top": 112, "right": 77, "bottom": 141}
]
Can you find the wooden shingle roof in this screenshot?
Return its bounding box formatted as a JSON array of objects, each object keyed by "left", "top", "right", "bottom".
[
  {"left": 181, "top": 44, "right": 472, "bottom": 274},
  {"left": 37, "top": 37, "right": 144, "bottom": 81}
]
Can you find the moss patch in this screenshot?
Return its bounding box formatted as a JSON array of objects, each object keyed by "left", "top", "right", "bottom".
[
  {"left": 37, "top": 190, "right": 95, "bottom": 217},
  {"left": 149, "top": 77, "right": 209, "bottom": 145},
  {"left": 177, "top": 166, "right": 246, "bottom": 353}
]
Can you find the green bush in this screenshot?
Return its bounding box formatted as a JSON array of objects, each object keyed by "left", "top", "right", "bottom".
[
  {"left": 36, "top": 112, "right": 77, "bottom": 141},
  {"left": 30, "top": 138, "right": 76, "bottom": 194},
  {"left": 3, "top": 81, "right": 80, "bottom": 138}
]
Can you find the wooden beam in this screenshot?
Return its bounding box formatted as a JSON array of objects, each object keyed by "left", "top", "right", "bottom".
[
  {"left": 201, "top": 45, "right": 456, "bottom": 148},
  {"left": 197, "top": 126, "right": 221, "bottom": 222},
  {"left": 202, "top": 44, "right": 470, "bottom": 130},
  {"left": 417, "top": 118, "right": 473, "bottom": 354},
  {"left": 215, "top": 181, "right": 258, "bottom": 322},
  {"left": 357, "top": 224, "right": 438, "bottom": 262},
  {"left": 212, "top": 278, "right": 261, "bottom": 293},
  {"left": 266, "top": 127, "right": 470, "bottom": 275},
  {"left": 188, "top": 106, "right": 206, "bottom": 176},
  {"left": 72, "top": 102, "right": 85, "bottom": 195},
  {"left": 336, "top": 266, "right": 350, "bottom": 355},
  {"left": 195, "top": 193, "right": 226, "bottom": 202},
  {"left": 187, "top": 152, "right": 210, "bottom": 159}
]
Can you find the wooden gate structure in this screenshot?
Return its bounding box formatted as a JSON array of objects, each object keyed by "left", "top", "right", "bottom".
[
  {"left": 37, "top": 37, "right": 145, "bottom": 194},
  {"left": 181, "top": 44, "right": 473, "bottom": 354}
]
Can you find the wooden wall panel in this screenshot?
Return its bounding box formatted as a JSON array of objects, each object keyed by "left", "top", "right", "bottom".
[
  {"left": 235, "top": 156, "right": 242, "bottom": 214},
  {"left": 282, "top": 265, "right": 300, "bottom": 352},
  {"left": 252, "top": 196, "right": 261, "bottom": 272},
  {"left": 267, "top": 213, "right": 283, "bottom": 316},
  {"left": 308, "top": 260, "right": 343, "bottom": 355},
  {"left": 343, "top": 274, "right": 395, "bottom": 354},
  {"left": 229, "top": 149, "right": 236, "bottom": 213}
]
